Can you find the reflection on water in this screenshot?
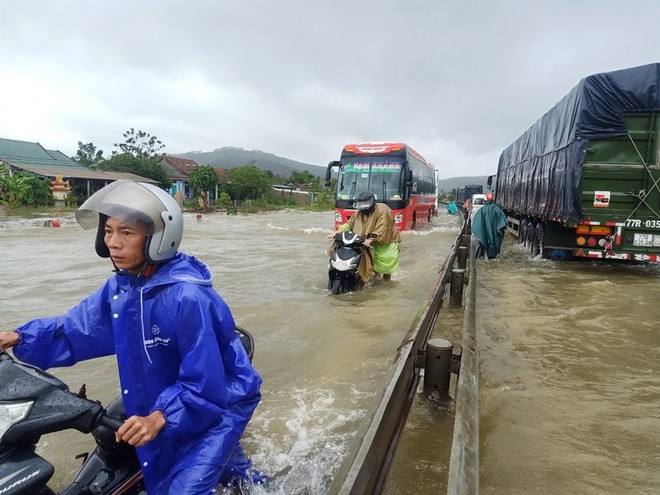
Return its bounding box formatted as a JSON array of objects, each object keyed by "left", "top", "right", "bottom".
[{"left": 2, "top": 210, "right": 658, "bottom": 494}]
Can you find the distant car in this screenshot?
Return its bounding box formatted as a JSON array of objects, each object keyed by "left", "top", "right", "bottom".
[{"left": 470, "top": 194, "right": 487, "bottom": 216}]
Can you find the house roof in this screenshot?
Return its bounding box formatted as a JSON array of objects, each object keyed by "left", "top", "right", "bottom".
[
  {"left": 0, "top": 137, "right": 157, "bottom": 183},
  {"left": 214, "top": 167, "right": 226, "bottom": 182},
  {"left": 158, "top": 155, "right": 199, "bottom": 180}
]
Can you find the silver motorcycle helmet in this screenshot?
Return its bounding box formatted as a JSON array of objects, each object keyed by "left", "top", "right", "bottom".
[{"left": 75, "top": 180, "right": 183, "bottom": 264}]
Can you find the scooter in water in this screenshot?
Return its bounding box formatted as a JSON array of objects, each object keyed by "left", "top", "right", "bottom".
[
  {"left": 327, "top": 231, "right": 375, "bottom": 294},
  {"left": 0, "top": 328, "right": 255, "bottom": 495}
]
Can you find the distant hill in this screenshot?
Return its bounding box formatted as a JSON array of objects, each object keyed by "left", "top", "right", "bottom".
[
  {"left": 174, "top": 147, "right": 326, "bottom": 179},
  {"left": 437, "top": 176, "right": 491, "bottom": 194}
]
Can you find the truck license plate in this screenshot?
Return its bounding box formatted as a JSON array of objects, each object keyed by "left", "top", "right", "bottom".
[{"left": 633, "top": 233, "right": 653, "bottom": 247}]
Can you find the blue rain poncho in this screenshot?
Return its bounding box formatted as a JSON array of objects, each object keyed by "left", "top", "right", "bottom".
[{"left": 13, "top": 253, "right": 262, "bottom": 494}]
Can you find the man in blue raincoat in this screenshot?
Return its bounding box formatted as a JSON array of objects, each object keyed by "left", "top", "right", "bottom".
[
  {"left": 471, "top": 192, "right": 507, "bottom": 260},
  {"left": 0, "top": 180, "right": 263, "bottom": 494}
]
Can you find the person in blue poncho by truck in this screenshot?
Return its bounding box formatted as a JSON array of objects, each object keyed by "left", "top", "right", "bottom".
[{"left": 0, "top": 180, "right": 263, "bottom": 494}]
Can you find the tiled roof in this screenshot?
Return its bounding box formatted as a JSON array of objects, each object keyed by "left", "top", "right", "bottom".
[
  {"left": 159, "top": 155, "right": 199, "bottom": 178},
  {"left": 0, "top": 137, "right": 157, "bottom": 183},
  {"left": 0, "top": 137, "right": 83, "bottom": 168},
  {"left": 9, "top": 163, "right": 157, "bottom": 182}
]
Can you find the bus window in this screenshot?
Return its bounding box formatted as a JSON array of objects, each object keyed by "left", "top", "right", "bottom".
[
  {"left": 336, "top": 157, "right": 403, "bottom": 201},
  {"left": 337, "top": 161, "right": 369, "bottom": 199},
  {"left": 370, "top": 165, "right": 403, "bottom": 200}
]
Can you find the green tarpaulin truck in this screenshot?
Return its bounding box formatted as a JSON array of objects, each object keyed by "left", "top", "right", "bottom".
[{"left": 494, "top": 63, "right": 660, "bottom": 261}]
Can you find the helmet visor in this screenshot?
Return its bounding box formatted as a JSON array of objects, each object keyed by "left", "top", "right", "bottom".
[
  {"left": 357, "top": 199, "right": 374, "bottom": 210},
  {"left": 76, "top": 180, "right": 165, "bottom": 234}
]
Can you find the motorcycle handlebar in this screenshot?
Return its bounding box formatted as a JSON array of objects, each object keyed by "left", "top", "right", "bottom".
[
  {"left": 333, "top": 232, "right": 375, "bottom": 242},
  {"left": 98, "top": 413, "right": 124, "bottom": 432}
]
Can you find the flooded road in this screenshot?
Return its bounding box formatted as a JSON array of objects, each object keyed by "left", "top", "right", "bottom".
[
  {"left": 1, "top": 209, "right": 658, "bottom": 494},
  {"left": 0, "top": 209, "right": 459, "bottom": 493}
]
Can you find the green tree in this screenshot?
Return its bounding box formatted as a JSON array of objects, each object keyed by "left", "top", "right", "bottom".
[
  {"left": 23, "top": 174, "right": 54, "bottom": 206},
  {"left": 98, "top": 153, "right": 171, "bottom": 190},
  {"left": 224, "top": 164, "right": 273, "bottom": 202},
  {"left": 73, "top": 141, "right": 104, "bottom": 167},
  {"left": 0, "top": 165, "right": 53, "bottom": 207},
  {"left": 113, "top": 128, "right": 165, "bottom": 159},
  {"left": 189, "top": 165, "right": 219, "bottom": 210},
  {"left": 287, "top": 170, "right": 321, "bottom": 191},
  {"left": 312, "top": 177, "right": 337, "bottom": 210},
  {"left": 215, "top": 192, "right": 232, "bottom": 209}
]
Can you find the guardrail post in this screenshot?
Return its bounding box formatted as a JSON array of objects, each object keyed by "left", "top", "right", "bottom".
[
  {"left": 423, "top": 338, "right": 454, "bottom": 400},
  {"left": 457, "top": 246, "right": 468, "bottom": 269},
  {"left": 450, "top": 269, "right": 465, "bottom": 306}
]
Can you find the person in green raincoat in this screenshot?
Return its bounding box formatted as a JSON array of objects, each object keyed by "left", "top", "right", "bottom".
[
  {"left": 333, "top": 191, "right": 401, "bottom": 282},
  {"left": 471, "top": 192, "right": 507, "bottom": 259}
]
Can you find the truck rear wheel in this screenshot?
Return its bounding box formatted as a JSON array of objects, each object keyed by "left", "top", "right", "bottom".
[
  {"left": 530, "top": 223, "right": 544, "bottom": 257},
  {"left": 519, "top": 219, "right": 528, "bottom": 245}
]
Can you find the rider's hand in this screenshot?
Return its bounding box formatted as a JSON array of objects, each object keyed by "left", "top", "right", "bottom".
[
  {"left": 116, "top": 410, "right": 166, "bottom": 447},
  {"left": 327, "top": 231, "right": 339, "bottom": 239},
  {"left": 0, "top": 331, "right": 19, "bottom": 351},
  {"left": 364, "top": 238, "right": 373, "bottom": 247}
]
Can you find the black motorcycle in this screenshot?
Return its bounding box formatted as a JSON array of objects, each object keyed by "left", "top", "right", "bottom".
[
  {"left": 0, "top": 328, "right": 255, "bottom": 495},
  {"left": 327, "top": 231, "right": 375, "bottom": 294}
]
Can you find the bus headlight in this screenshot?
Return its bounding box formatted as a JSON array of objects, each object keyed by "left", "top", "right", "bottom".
[
  {"left": 394, "top": 213, "right": 403, "bottom": 223},
  {"left": 335, "top": 212, "right": 343, "bottom": 222}
]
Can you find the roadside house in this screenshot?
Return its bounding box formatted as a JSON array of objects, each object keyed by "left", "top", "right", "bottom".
[
  {"left": 0, "top": 137, "right": 156, "bottom": 203},
  {"left": 157, "top": 155, "right": 199, "bottom": 198}
]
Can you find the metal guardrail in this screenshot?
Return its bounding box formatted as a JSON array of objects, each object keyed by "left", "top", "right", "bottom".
[
  {"left": 327, "top": 217, "right": 473, "bottom": 494},
  {"left": 446, "top": 237, "right": 480, "bottom": 495}
]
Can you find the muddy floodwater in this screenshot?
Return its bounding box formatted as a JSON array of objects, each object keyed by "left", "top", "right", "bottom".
[{"left": 1, "top": 209, "right": 658, "bottom": 494}]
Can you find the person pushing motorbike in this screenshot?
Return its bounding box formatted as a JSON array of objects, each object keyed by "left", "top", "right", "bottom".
[
  {"left": 0, "top": 180, "right": 263, "bottom": 494},
  {"left": 330, "top": 190, "right": 401, "bottom": 282}
]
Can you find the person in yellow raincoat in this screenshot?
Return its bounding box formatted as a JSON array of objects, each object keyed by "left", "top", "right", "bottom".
[{"left": 332, "top": 191, "right": 401, "bottom": 282}]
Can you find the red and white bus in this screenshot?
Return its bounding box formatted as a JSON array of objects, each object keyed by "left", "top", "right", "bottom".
[{"left": 325, "top": 142, "right": 437, "bottom": 231}]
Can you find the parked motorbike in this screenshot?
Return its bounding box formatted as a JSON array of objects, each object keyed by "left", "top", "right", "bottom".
[
  {"left": 0, "top": 328, "right": 255, "bottom": 495},
  {"left": 327, "top": 231, "right": 375, "bottom": 294}
]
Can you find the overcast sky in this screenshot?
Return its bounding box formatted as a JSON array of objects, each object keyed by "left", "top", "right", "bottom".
[{"left": 2, "top": 1, "right": 659, "bottom": 178}]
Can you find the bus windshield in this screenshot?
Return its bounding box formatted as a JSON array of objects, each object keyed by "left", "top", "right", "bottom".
[{"left": 336, "top": 156, "right": 404, "bottom": 202}]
